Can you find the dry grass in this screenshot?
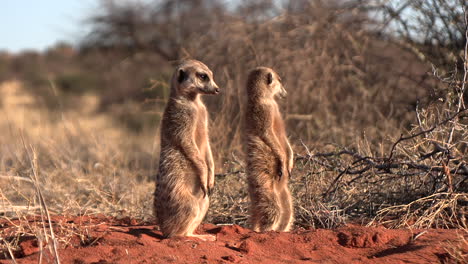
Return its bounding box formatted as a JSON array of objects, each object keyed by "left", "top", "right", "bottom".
[
  {"left": 0, "top": 80, "right": 157, "bottom": 259},
  {"left": 443, "top": 230, "right": 468, "bottom": 264},
  {"left": 369, "top": 193, "right": 467, "bottom": 229},
  {"left": 0, "top": 80, "right": 156, "bottom": 217}
]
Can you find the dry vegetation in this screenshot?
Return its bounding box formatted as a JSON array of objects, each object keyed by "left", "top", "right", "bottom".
[
  {"left": 0, "top": 0, "right": 467, "bottom": 261},
  {"left": 0, "top": 81, "right": 155, "bottom": 218}
]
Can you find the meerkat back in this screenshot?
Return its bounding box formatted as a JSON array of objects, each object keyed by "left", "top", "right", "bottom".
[{"left": 243, "top": 67, "right": 294, "bottom": 232}]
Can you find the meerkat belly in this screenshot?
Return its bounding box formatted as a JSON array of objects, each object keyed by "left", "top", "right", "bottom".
[
  {"left": 158, "top": 147, "right": 200, "bottom": 195},
  {"left": 272, "top": 109, "right": 289, "bottom": 153},
  {"left": 194, "top": 118, "right": 208, "bottom": 159}
]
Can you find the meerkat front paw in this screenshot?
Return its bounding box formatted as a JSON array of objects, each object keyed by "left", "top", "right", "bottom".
[
  {"left": 287, "top": 160, "right": 293, "bottom": 178},
  {"left": 282, "top": 163, "right": 289, "bottom": 179},
  {"left": 207, "top": 168, "right": 215, "bottom": 196},
  {"left": 277, "top": 159, "right": 288, "bottom": 181},
  {"left": 288, "top": 156, "right": 294, "bottom": 173},
  {"left": 201, "top": 185, "right": 208, "bottom": 198},
  {"left": 197, "top": 164, "right": 209, "bottom": 197},
  {"left": 208, "top": 179, "right": 215, "bottom": 196}
]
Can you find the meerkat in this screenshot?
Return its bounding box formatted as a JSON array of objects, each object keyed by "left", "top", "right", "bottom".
[
  {"left": 243, "top": 67, "right": 294, "bottom": 232},
  {"left": 154, "top": 60, "right": 219, "bottom": 241}
]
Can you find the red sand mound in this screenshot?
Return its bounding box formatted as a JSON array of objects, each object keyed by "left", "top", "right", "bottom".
[{"left": 1, "top": 216, "right": 466, "bottom": 264}]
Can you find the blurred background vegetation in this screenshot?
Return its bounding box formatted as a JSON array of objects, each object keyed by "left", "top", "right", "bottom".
[
  {"left": 0, "top": 0, "right": 466, "bottom": 226},
  {"left": 1, "top": 0, "right": 466, "bottom": 155}
]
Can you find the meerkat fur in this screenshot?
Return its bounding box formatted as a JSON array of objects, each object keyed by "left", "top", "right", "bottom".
[
  {"left": 154, "top": 60, "right": 219, "bottom": 241},
  {"left": 244, "top": 67, "right": 294, "bottom": 232}
]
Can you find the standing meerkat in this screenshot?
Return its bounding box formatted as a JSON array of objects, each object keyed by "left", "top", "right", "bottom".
[
  {"left": 243, "top": 67, "right": 294, "bottom": 232},
  {"left": 154, "top": 60, "right": 219, "bottom": 241}
]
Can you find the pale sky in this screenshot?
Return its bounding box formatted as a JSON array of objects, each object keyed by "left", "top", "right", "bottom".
[{"left": 0, "top": 0, "right": 93, "bottom": 53}]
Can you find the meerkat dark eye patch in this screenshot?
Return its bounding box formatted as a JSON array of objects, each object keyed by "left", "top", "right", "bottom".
[
  {"left": 178, "top": 69, "right": 187, "bottom": 83},
  {"left": 197, "top": 73, "right": 209, "bottom": 82},
  {"left": 267, "top": 72, "right": 273, "bottom": 85}
]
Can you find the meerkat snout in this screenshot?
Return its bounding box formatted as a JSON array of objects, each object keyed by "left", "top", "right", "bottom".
[
  {"left": 266, "top": 71, "right": 286, "bottom": 98},
  {"left": 200, "top": 84, "right": 219, "bottom": 94},
  {"left": 278, "top": 85, "right": 287, "bottom": 98},
  {"left": 208, "top": 80, "right": 220, "bottom": 94},
  {"left": 207, "top": 82, "right": 220, "bottom": 94}
]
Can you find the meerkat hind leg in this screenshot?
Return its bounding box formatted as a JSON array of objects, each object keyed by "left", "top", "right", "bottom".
[
  {"left": 277, "top": 187, "right": 294, "bottom": 231},
  {"left": 252, "top": 191, "right": 282, "bottom": 232},
  {"left": 185, "top": 196, "right": 216, "bottom": 241}
]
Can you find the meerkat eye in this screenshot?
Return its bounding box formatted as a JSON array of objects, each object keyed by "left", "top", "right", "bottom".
[{"left": 198, "top": 73, "right": 209, "bottom": 82}]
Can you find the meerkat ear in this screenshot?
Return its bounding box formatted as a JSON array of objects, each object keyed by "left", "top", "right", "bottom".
[
  {"left": 177, "top": 69, "right": 187, "bottom": 83},
  {"left": 267, "top": 72, "right": 273, "bottom": 85}
]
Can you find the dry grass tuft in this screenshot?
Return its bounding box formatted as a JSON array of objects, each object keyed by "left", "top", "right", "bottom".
[
  {"left": 296, "top": 202, "right": 347, "bottom": 229},
  {"left": 369, "top": 193, "right": 467, "bottom": 229},
  {"left": 443, "top": 230, "right": 468, "bottom": 264}
]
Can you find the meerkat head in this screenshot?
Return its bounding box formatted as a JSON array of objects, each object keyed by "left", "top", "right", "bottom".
[
  {"left": 171, "top": 60, "right": 219, "bottom": 99},
  {"left": 246, "top": 67, "right": 286, "bottom": 100}
]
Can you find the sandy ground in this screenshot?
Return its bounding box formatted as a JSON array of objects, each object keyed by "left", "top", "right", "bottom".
[{"left": 0, "top": 216, "right": 466, "bottom": 264}]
